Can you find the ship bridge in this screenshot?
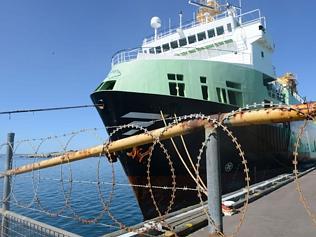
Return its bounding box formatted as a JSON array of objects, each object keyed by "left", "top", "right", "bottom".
[{"left": 112, "top": 1, "right": 276, "bottom": 77}]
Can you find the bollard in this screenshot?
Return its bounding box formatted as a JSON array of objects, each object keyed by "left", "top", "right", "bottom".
[
  {"left": 205, "top": 127, "right": 223, "bottom": 236},
  {"left": 1, "top": 133, "right": 15, "bottom": 236}
]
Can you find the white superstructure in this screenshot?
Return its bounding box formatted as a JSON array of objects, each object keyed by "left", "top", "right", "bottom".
[{"left": 112, "top": 0, "right": 276, "bottom": 77}]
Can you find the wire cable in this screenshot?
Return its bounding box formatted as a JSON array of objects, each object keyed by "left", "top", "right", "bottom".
[{"left": 0, "top": 104, "right": 102, "bottom": 115}]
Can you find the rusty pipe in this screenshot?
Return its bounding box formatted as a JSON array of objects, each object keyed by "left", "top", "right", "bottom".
[
  {"left": 2, "top": 102, "right": 316, "bottom": 177},
  {"left": 2, "top": 119, "right": 206, "bottom": 177},
  {"left": 223, "top": 102, "right": 316, "bottom": 126}
]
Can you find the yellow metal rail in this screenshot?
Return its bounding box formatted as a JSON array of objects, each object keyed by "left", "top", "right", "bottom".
[{"left": 2, "top": 102, "right": 315, "bottom": 177}]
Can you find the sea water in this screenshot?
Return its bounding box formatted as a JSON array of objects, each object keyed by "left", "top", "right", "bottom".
[{"left": 0, "top": 155, "right": 143, "bottom": 237}]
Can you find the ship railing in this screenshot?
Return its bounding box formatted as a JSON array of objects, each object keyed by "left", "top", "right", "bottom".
[
  {"left": 111, "top": 40, "right": 250, "bottom": 66},
  {"left": 274, "top": 81, "right": 306, "bottom": 104},
  {"left": 144, "top": 19, "right": 204, "bottom": 45},
  {"left": 238, "top": 9, "right": 266, "bottom": 29},
  {"left": 144, "top": 11, "right": 229, "bottom": 43},
  {"left": 111, "top": 10, "right": 265, "bottom": 66},
  {"left": 111, "top": 47, "right": 140, "bottom": 66},
  {"left": 293, "top": 91, "right": 305, "bottom": 103},
  {"left": 112, "top": 46, "right": 234, "bottom": 66},
  {"left": 269, "top": 89, "right": 305, "bottom": 105},
  {"left": 144, "top": 9, "right": 265, "bottom": 45}
]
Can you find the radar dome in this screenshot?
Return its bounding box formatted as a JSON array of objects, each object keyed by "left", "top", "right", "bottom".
[{"left": 150, "top": 16, "right": 161, "bottom": 29}]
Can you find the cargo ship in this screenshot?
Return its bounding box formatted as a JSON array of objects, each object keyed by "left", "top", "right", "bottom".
[{"left": 91, "top": 0, "right": 316, "bottom": 220}]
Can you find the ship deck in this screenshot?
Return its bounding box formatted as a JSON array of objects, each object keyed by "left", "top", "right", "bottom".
[{"left": 190, "top": 169, "right": 316, "bottom": 237}]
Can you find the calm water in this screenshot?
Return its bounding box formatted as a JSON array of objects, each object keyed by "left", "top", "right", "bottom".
[{"left": 0, "top": 155, "right": 143, "bottom": 237}]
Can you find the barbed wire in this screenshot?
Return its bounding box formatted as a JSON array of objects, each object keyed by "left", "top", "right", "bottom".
[
  {"left": 171, "top": 113, "right": 250, "bottom": 237},
  {"left": 0, "top": 101, "right": 315, "bottom": 236},
  {"left": 2, "top": 173, "right": 198, "bottom": 191},
  {"left": 7, "top": 201, "right": 121, "bottom": 230},
  {"left": 0, "top": 104, "right": 103, "bottom": 115},
  {"left": 10, "top": 117, "right": 174, "bottom": 145},
  {"left": 292, "top": 117, "right": 316, "bottom": 226}
]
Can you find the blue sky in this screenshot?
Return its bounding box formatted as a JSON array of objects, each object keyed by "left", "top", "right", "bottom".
[{"left": 0, "top": 0, "right": 315, "bottom": 150}]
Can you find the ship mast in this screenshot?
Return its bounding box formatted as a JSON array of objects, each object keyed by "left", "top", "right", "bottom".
[
  {"left": 189, "top": 0, "right": 243, "bottom": 23},
  {"left": 189, "top": 0, "right": 221, "bottom": 23}
]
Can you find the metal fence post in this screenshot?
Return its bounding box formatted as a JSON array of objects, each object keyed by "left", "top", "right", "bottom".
[
  {"left": 1, "top": 132, "right": 15, "bottom": 236},
  {"left": 205, "top": 127, "right": 223, "bottom": 236}
]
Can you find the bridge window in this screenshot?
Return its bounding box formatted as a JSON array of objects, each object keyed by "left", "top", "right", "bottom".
[
  {"left": 227, "top": 23, "right": 232, "bottom": 32},
  {"left": 207, "top": 29, "right": 215, "bottom": 38},
  {"left": 155, "top": 46, "right": 162, "bottom": 54},
  {"left": 188, "top": 35, "right": 197, "bottom": 44},
  {"left": 179, "top": 38, "right": 187, "bottom": 47},
  {"left": 216, "top": 26, "right": 224, "bottom": 36},
  {"left": 171, "top": 40, "right": 178, "bottom": 49},
  {"left": 162, "top": 43, "right": 170, "bottom": 52},
  {"left": 197, "top": 31, "right": 207, "bottom": 41},
  {"left": 149, "top": 48, "right": 155, "bottom": 54}
]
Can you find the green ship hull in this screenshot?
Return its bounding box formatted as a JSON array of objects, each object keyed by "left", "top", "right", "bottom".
[{"left": 91, "top": 60, "right": 316, "bottom": 219}]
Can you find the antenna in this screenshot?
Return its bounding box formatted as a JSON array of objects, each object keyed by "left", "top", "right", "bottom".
[
  {"left": 150, "top": 16, "right": 162, "bottom": 40},
  {"left": 188, "top": 0, "right": 215, "bottom": 10},
  {"left": 189, "top": 0, "right": 222, "bottom": 23},
  {"left": 169, "top": 18, "right": 171, "bottom": 33},
  {"left": 189, "top": 1, "right": 241, "bottom": 12},
  {"left": 204, "top": 12, "right": 210, "bottom": 23},
  {"left": 179, "top": 11, "right": 183, "bottom": 29},
  {"left": 239, "top": 0, "right": 242, "bottom": 16}
]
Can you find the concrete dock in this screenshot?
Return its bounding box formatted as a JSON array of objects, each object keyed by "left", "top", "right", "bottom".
[{"left": 190, "top": 170, "right": 316, "bottom": 237}]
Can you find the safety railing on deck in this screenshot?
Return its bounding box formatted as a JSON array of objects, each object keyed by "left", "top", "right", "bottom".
[
  {"left": 144, "top": 9, "right": 265, "bottom": 44},
  {"left": 111, "top": 41, "right": 250, "bottom": 66},
  {"left": 111, "top": 9, "right": 265, "bottom": 66}
]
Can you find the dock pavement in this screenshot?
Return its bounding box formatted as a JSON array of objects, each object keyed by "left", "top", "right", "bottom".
[{"left": 189, "top": 170, "right": 316, "bottom": 237}]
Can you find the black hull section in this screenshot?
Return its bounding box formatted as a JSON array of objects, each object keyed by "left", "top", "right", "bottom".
[{"left": 91, "top": 91, "right": 299, "bottom": 220}]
